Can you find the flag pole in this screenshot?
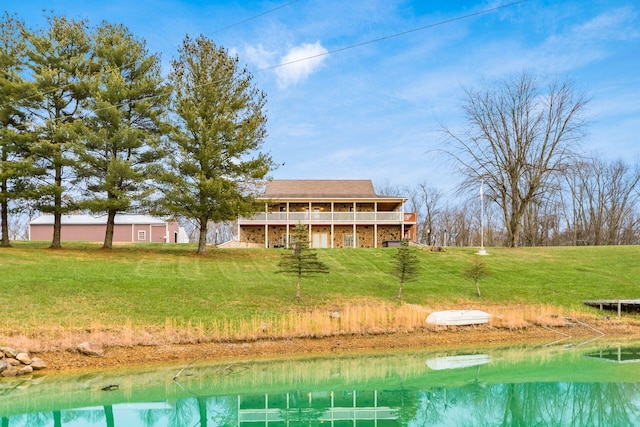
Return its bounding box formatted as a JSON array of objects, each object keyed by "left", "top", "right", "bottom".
[{"left": 478, "top": 179, "right": 488, "bottom": 255}]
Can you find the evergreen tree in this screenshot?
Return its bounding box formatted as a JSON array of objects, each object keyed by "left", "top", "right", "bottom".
[
  {"left": 391, "top": 239, "right": 419, "bottom": 299},
  {"left": 0, "top": 14, "right": 33, "bottom": 247},
  {"left": 277, "top": 223, "right": 329, "bottom": 300},
  {"left": 76, "top": 22, "right": 169, "bottom": 249},
  {"left": 23, "top": 16, "right": 93, "bottom": 248},
  {"left": 157, "top": 35, "right": 274, "bottom": 254}
]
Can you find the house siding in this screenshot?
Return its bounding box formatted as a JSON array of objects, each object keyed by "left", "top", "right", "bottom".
[{"left": 30, "top": 224, "right": 106, "bottom": 242}]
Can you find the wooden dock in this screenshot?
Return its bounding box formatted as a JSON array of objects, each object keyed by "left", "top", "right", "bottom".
[{"left": 583, "top": 299, "right": 640, "bottom": 316}]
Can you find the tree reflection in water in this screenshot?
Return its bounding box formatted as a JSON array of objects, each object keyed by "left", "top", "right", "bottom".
[{"left": 3, "top": 345, "right": 640, "bottom": 426}]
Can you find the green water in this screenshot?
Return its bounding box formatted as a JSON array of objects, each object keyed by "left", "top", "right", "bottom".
[{"left": 2, "top": 339, "right": 640, "bottom": 426}]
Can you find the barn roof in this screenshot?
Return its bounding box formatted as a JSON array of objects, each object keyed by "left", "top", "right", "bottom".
[{"left": 29, "top": 214, "right": 169, "bottom": 225}]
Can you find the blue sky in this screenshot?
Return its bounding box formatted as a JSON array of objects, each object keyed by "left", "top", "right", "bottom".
[{"left": 5, "top": 0, "right": 639, "bottom": 195}]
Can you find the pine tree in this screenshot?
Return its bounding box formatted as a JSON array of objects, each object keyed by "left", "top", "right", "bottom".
[
  {"left": 157, "top": 35, "right": 273, "bottom": 254},
  {"left": 390, "top": 239, "right": 419, "bottom": 300},
  {"left": 0, "top": 14, "right": 33, "bottom": 247},
  {"left": 24, "top": 16, "right": 93, "bottom": 248},
  {"left": 277, "top": 223, "right": 329, "bottom": 300},
  {"left": 75, "top": 22, "right": 169, "bottom": 249}
]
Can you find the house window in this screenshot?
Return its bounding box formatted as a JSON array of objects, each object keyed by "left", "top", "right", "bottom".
[
  {"left": 138, "top": 230, "right": 146, "bottom": 241},
  {"left": 344, "top": 233, "right": 358, "bottom": 248}
]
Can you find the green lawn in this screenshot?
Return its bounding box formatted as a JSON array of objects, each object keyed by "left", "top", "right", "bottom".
[{"left": 1, "top": 241, "right": 639, "bottom": 329}]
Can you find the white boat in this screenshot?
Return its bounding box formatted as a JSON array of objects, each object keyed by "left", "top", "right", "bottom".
[
  {"left": 426, "top": 354, "right": 491, "bottom": 370},
  {"left": 426, "top": 310, "right": 491, "bottom": 326}
]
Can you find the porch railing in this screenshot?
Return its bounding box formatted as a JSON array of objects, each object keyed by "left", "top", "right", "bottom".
[{"left": 239, "top": 211, "right": 405, "bottom": 224}]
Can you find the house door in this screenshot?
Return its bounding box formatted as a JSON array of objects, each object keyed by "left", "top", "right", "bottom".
[
  {"left": 312, "top": 233, "right": 328, "bottom": 248},
  {"left": 344, "top": 233, "right": 358, "bottom": 248}
]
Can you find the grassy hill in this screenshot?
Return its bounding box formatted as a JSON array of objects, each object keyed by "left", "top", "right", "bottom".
[{"left": 1, "top": 242, "right": 639, "bottom": 346}]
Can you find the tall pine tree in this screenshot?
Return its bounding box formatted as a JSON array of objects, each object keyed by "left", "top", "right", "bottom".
[
  {"left": 24, "top": 16, "right": 93, "bottom": 248},
  {"left": 158, "top": 35, "right": 274, "bottom": 254},
  {"left": 0, "top": 14, "right": 32, "bottom": 247},
  {"left": 76, "top": 22, "right": 169, "bottom": 249}
]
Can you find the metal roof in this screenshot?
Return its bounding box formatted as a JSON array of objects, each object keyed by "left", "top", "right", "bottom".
[{"left": 29, "top": 214, "right": 169, "bottom": 225}]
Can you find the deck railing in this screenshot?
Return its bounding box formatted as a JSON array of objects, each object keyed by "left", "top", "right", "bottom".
[{"left": 239, "top": 211, "right": 406, "bottom": 224}]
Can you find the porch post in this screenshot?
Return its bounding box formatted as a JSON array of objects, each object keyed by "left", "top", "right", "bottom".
[
  {"left": 264, "top": 202, "right": 269, "bottom": 248},
  {"left": 308, "top": 201, "right": 313, "bottom": 247},
  {"left": 353, "top": 202, "right": 357, "bottom": 248},
  {"left": 286, "top": 202, "right": 290, "bottom": 248},
  {"left": 374, "top": 224, "right": 378, "bottom": 248},
  {"left": 374, "top": 202, "right": 378, "bottom": 248},
  {"left": 401, "top": 201, "right": 405, "bottom": 240},
  {"left": 352, "top": 224, "right": 356, "bottom": 248},
  {"left": 331, "top": 201, "right": 334, "bottom": 248}
]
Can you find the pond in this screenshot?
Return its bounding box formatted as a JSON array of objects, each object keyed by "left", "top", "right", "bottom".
[{"left": 2, "top": 339, "right": 640, "bottom": 426}]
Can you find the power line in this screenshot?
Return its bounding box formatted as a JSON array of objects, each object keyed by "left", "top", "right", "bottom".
[
  {"left": 211, "top": 0, "right": 300, "bottom": 35},
  {"left": 17, "top": 0, "right": 530, "bottom": 118},
  {"left": 16, "top": 0, "right": 301, "bottom": 104},
  {"left": 263, "top": 0, "right": 530, "bottom": 71}
]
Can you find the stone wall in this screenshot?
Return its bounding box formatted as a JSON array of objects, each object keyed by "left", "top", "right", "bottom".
[
  {"left": 240, "top": 226, "right": 265, "bottom": 245},
  {"left": 268, "top": 225, "right": 287, "bottom": 247},
  {"left": 377, "top": 225, "right": 403, "bottom": 244},
  {"left": 333, "top": 225, "right": 352, "bottom": 248},
  {"left": 356, "top": 225, "right": 375, "bottom": 248}
]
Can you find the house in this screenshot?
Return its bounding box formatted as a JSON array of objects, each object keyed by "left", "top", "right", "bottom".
[
  {"left": 28, "top": 214, "right": 189, "bottom": 243},
  {"left": 236, "top": 179, "right": 417, "bottom": 248}
]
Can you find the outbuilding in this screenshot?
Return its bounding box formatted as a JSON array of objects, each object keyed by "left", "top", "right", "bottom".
[{"left": 28, "top": 214, "right": 188, "bottom": 243}]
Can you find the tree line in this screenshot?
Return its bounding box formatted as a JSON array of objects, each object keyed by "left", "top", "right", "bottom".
[
  {"left": 382, "top": 72, "right": 640, "bottom": 248},
  {"left": 0, "top": 13, "right": 273, "bottom": 253},
  {"left": 390, "top": 153, "right": 640, "bottom": 248}
]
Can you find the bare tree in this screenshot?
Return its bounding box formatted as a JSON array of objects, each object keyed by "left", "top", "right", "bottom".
[
  {"left": 436, "top": 203, "right": 467, "bottom": 247},
  {"left": 444, "top": 71, "right": 588, "bottom": 247},
  {"left": 375, "top": 180, "right": 403, "bottom": 196},
  {"left": 521, "top": 189, "right": 563, "bottom": 246},
  {"left": 402, "top": 182, "right": 442, "bottom": 245},
  {"left": 418, "top": 183, "right": 441, "bottom": 246},
  {"left": 465, "top": 255, "right": 490, "bottom": 297},
  {"left": 564, "top": 157, "right": 640, "bottom": 245}
]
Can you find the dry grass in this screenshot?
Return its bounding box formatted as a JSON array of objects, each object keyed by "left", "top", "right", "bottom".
[{"left": 0, "top": 302, "right": 616, "bottom": 353}]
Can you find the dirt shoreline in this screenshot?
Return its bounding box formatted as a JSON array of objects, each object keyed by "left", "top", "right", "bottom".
[{"left": 32, "top": 321, "right": 640, "bottom": 373}]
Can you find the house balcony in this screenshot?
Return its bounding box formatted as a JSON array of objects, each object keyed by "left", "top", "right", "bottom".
[{"left": 239, "top": 211, "right": 407, "bottom": 225}]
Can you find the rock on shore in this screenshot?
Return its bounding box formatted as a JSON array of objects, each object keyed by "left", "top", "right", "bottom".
[{"left": 0, "top": 346, "right": 47, "bottom": 377}]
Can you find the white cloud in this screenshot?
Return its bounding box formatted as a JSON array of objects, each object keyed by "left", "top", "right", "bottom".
[
  {"left": 275, "top": 42, "right": 329, "bottom": 88},
  {"left": 572, "top": 6, "right": 639, "bottom": 42},
  {"left": 242, "top": 43, "right": 277, "bottom": 70}
]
